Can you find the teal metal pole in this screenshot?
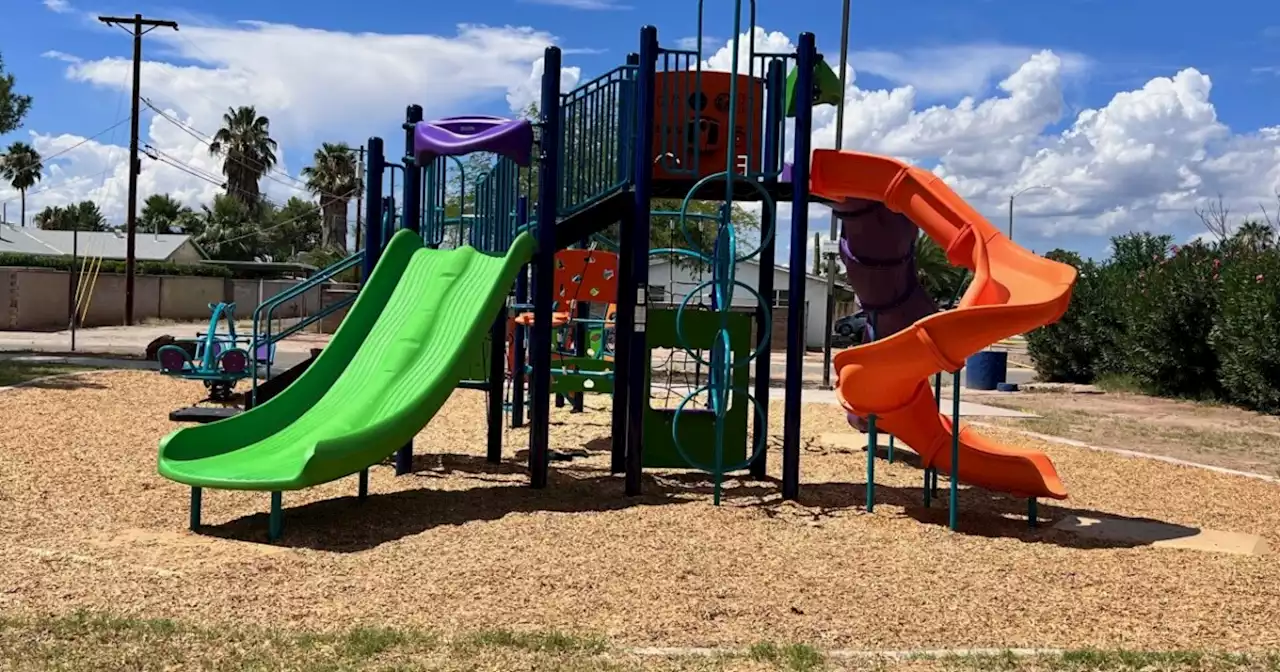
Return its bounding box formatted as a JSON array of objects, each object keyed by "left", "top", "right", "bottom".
[
  {"left": 948, "top": 369, "right": 961, "bottom": 531},
  {"left": 887, "top": 435, "right": 895, "bottom": 463},
  {"left": 269, "top": 491, "right": 283, "bottom": 541},
  {"left": 1028, "top": 498, "right": 1038, "bottom": 528},
  {"left": 866, "top": 414, "right": 877, "bottom": 512}
]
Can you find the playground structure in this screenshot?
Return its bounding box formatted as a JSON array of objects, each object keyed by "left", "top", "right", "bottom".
[{"left": 154, "top": 0, "right": 1077, "bottom": 541}]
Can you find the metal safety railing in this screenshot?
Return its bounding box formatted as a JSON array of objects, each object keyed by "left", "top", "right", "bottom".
[
  {"left": 250, "top": 248, "right": 365, "bottom": 397},
  {"left": 558, "top": 64, "right": 637, "bottom": 215}
]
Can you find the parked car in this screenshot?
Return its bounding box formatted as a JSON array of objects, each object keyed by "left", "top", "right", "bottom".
[{"left": 832, "top": 310, "right": 868, "bottom": 344}]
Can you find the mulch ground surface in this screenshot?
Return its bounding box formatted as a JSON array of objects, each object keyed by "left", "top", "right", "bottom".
[{"left": 2, "top": 370, "right": 1278, "bottom": 651}]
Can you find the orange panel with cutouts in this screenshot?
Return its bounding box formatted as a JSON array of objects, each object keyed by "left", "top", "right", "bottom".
[{"left": 651, "top": 71, "right": 765, "bottom": 182}]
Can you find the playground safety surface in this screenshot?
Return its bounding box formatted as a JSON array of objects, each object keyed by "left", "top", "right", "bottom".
[{"left": 3, "top": 370, "right": 1280, "bottom": 652}]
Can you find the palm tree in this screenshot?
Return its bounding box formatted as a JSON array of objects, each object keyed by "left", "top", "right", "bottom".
[
  {"left": 34, "top": 200, "right": 109, "bottom": 231},
  {"left": 301, "top": 142, "right": 360, "bottom": 252},
  {"left": 915, "top": 232, "right": 966, "bottom": 304},
  {"left": 209, "top": 106, "right": 278, "bottom": 207},
  {"left": 1233, "top": 220, "right": 1275, "bottom": 253},
  {"left": 1, "top": 141, "right": 42, "bottom": 226},
  {"left": 140, "top": 193, "right": 194, "bottom": 234}
]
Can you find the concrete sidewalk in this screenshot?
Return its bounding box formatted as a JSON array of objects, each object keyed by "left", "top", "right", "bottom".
[
  {"left": 1, "top": 323, "right": 1036, "bottom": 392},
  {"left": 0, "top": 322, "right": 329, "bottom": 358}
]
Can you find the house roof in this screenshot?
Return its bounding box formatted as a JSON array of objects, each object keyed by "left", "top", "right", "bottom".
[{"left": 0, "top": 224, "right": 203, "bottom": 262}]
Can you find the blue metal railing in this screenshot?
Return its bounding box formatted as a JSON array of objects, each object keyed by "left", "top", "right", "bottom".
[
  {"left": 250, "top": 249, "right": 365, "bottom": 397},
  {"left": 558, "top": 64, "right": 636, "bottom": 215}
]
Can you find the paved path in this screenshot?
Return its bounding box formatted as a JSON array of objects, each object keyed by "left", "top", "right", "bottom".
[{"left": 2, "top": 324, "right": 1037, "bottom": 392}]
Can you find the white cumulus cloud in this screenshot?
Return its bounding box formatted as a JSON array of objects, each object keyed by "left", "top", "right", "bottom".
[{"left": 5, "top": 20, "right": 1279, "bottom": 260}]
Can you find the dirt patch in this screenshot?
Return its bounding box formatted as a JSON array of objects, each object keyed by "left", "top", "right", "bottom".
[
  {"left": 3, "top": 370, "right": 1280, "bottom": 654},
  {"left": 979, "top": 391, "right": 1280, "bottom": 477}
]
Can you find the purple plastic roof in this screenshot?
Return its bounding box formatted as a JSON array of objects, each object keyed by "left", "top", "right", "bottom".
[{"left": 414, "top": 116, "right": 534, "bottom": 167}]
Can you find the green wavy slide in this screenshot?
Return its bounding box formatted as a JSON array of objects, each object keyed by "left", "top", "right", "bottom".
[{"left": 157, "top": 229, "right": 535, "bottom": 491}]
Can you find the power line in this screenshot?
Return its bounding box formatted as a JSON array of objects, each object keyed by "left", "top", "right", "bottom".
[
  {"left": 0, "top": 117, "right": 131, "bottom": 189},
  {"left": 141, "top": 97, "right": 317, "bottom": 195}
]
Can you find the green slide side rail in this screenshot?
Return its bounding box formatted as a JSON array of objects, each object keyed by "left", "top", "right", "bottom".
[{"left": 157, "top": 229, "right": 536, "bottom": 491}]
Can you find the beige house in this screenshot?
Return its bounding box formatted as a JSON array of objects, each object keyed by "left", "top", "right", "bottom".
[{"left": 0, "top": 223, "right": 206, "bottom": 263}]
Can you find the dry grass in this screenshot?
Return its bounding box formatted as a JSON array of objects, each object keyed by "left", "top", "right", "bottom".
[
  {"left": 980, "top": 390, "right": 1280, "bottom": 477},
  {"left": 2, "top": 613, "right": 1277, "bottom": 671},
  {"left": 2, "top": 371, "right": 1280, "bottom": 658}
]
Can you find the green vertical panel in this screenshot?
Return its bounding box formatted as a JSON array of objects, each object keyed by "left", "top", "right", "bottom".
[{"left": 642, "top": 308, "right": 750, "bottom": 469}]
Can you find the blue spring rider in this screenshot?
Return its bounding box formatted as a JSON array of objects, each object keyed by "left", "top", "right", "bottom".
[{"left": 156, "top": 302, "right": 267, "bottom": 402}]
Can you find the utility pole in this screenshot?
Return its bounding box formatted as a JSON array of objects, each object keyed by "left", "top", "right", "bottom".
[
  {"left": 97, "top": 13, "right": 178, "bottom": 326},
  {"left": 822, "top": 0, "right": 852, "bottom": 389}
]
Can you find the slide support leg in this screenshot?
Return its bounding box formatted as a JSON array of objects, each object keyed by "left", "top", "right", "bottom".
[
  {"left": 268, "top": 491, "right": 283, "bottom": 542},
  {"left": 395, "top": 444, "right": 412, "bottom": 476},
  {"left": 865, "top": 414, "right": 877, "bottom": 512},
  {"left": 189, "top": 487, "right": 202, "bottom": 531},
  {"left": 948, "top": 369, "right": 961, "bottom": 532},
  {"left": 358, "top": 469, "right": 369, "bottom": 501},
  {"left": 1028, "top": 498, "right": 1038, "bottom": 528}
]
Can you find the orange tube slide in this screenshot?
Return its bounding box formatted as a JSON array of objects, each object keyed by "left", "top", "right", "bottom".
[{"left": 811, "top": 150, "right": 1077, "bottom": 499}]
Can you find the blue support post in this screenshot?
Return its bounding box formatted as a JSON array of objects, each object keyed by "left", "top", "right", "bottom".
[
  {"left": 624, "top": 25, "right": 658, "bottom": 496},
  {"left": 512, "top": 198, "right": 530, "bottom": 429},
  {"left": 866, "top": 414, "right": 877, "bottom": 511},
  {"left": 529, "top": 47, "right": 563, "bottom": 489},
  {"left": 268, "top": 491, "right": 283, "bottom": 541},
  {"left": 571, "top": 298, "right": 588, "bottom": 413},
  {"left": 781, "top": 33, "right": 816, "bottom": 501},
  {"left": 189, "top": 487, "right": 202, "bottom": 531},
  {"left": 487, "top": 308, "right": 505, "bottom": 462},
  {"left": 362, "top": 137, "right": 385, "bottom": 281},
  {"left": 358, "top": 468, "right": 368, "bottom": 501},
  {"left": 610, "top": 211, "right": 634, "bottom": 474},
  {"left": 923, "top": 469, "right": 932, "bottom": 508},
  {"left": 748, "top": 58, "right": 785, "bottom": 481},
  {"left": 610, "top": 56, "right": 638, "bottom": 475},
  {"left": 949, "top": 368, "right": 961, "bottom": 531},
  {"left": 394, "top": 105, "right": 424, "bottom": 477}
]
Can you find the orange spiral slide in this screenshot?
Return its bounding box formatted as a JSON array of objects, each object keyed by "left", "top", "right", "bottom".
[{"left": 810, "top": 150, "right": 1077, "bottom": 499}]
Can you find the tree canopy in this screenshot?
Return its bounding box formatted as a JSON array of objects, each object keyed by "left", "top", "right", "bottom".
[{"left": 0, "top": 52, "right": 32, "bottom": 135}]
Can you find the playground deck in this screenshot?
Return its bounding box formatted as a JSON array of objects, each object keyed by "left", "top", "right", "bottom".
[{"left": 2, "top": 370, "right": 1278, "bottom": 652}]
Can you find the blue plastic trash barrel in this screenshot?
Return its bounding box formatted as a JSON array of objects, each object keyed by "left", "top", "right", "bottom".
[{"left": 965, "top": 350, "right": 1007, "bottom": 390}]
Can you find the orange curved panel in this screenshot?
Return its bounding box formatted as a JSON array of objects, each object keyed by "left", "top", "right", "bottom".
[{"left": 812, "top": 149, "right": 1077, "bottom": 500}]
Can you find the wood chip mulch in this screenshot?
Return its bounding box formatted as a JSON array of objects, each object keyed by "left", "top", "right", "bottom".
[{"left": 2, "top": 370, "right": 1278, "bottom": 651}]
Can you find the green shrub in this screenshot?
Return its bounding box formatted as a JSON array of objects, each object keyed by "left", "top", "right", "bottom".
[
  {"left": 0, "top": 252, "right": 233, "bottom": 278},
  {"left": 1211, "top": 248, "right": 1280, "bottom": 412},
  {"left": 1027, "top": 250, "right": 1104, "bottom": 383},
  {"left": 1122, "top": 241, "right": 1221, "bottom": 399}
]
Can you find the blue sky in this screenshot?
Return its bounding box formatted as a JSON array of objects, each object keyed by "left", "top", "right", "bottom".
[{"left": 2, "top": 0, "right": 1279, "bottom": 261}]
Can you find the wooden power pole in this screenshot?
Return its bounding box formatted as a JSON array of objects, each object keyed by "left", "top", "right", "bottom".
[{"left": 97, "top": 13, "right": 178, "bottom": 326}]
